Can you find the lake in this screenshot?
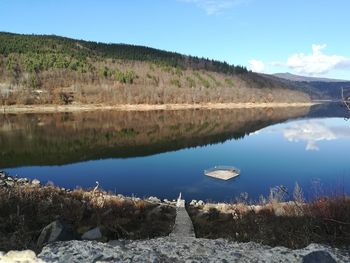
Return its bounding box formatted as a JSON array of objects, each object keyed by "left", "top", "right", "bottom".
[{"left": 1, "top": 103, "right": 349, "bottom": 202}]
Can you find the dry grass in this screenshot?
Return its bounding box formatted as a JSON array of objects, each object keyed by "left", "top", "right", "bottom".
[
  {"left": 0, "top": 183, "right": 175, "bottom": 252},
  {"left": 188, "top": 195, "right": 350, "bottom": 249}
]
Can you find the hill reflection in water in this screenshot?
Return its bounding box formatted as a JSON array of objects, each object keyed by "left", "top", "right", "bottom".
[
  {"left": 0, "top": 107, "right": 309, "bottom": 168},
  {"left": 3, "top": 105, "right": 350, "bottom": 201}
]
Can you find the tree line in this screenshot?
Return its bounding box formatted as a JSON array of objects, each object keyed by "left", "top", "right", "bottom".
[{"left": 0, "top": 32, "right": 248, "bottom": 75}]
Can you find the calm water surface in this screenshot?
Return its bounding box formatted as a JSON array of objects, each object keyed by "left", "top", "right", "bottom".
[{"left": 1, "top": 103, "right": 349, "bottom": 201}]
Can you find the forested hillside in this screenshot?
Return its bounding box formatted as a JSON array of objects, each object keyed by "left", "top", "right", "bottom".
[{"left": 0, "top": 32, "right": 309, "bottom": 105}]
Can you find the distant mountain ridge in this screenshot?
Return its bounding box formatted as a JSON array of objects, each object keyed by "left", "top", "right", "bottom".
[
  {"left": 273, "top": 73, "right": 350, "bottom": 83},
  {"left": 265, "top": 73, "right": 350, "bottom": 101}
]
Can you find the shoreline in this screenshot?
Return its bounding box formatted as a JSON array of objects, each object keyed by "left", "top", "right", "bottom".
[
  {"left": 0, "top": 102, "right": 316, "bottom": 114},
  {"left": 0, "top": 172, "right": 177, "bottom": 252},
  {"left": 1, "top": 172, "right": 349, "bottom": 255}
]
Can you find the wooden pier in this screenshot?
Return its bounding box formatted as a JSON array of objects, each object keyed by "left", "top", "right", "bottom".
[{"left": 169, "top": 193, "right": 195, "bottom": 238}]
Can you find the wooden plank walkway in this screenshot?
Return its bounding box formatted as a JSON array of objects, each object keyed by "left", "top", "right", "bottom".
[{"left": 169, "top": 193, "right": 195, "bottom": 238}]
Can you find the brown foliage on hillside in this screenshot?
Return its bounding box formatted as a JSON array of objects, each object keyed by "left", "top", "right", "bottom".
[{"left": 0, "top": 59, "right": 309, "bottom": 105}]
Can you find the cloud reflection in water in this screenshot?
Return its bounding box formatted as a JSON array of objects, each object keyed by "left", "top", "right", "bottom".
[{"left": 281, "top": 120, "right": 350, "bottom": 151}]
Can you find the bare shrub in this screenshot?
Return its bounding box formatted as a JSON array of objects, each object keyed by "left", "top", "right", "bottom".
[
  {"left": 0, "top": 183, "right": 176, "bottom": 252},
  {"left": 188, "top": 194, "right": 350, "bottom": 249},
  {"left": 269, "top": 185, "right": 288, "bottom": 203},
  {"left": 293, "top": 182, "right": 305, "bottom": 203},
  {"left": 59, "top": 92, "right": 74, "bottom": 105}
]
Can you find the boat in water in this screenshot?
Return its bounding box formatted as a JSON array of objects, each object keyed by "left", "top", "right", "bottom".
[{"left": 204, "top": 166, "right": 240, "bottom": 180}]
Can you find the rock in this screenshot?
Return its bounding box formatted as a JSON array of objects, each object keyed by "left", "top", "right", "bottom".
[
  {"left": 5, "top": 181, "right": 14, "bottom": 187},
  {"left": 17, "top": 178, "right": 29, "bottom": 184},
  {"left": 20, "top": 179, "right": 30, "bottom": 185},
  {"left": 190, "top": 200, "right": 197, "bottom": 206},
  {"left": 163, "top": 199, "right": 169, "bottom": 203},
  {"left": 32, "top": 179, "right": 41, "bottom": 186},
  {"left": 0, "top": 250, "right": 45, "bottom": 263},
  {"left": 37, "top": 239, "right": 348, "bottom": 263},
  {"left": 0, "top": 172, "right": 6, "bottom": 178},
  {"left": 81, "top": 227, "right": 102, "bottom": 240},
  {"left": 197, "top": 200, "right": 205, "bottom": 206},
  {"left": 7, "top": 176, "right": 14, "bottom": 181},
  {"left": 37, "top": 220, "right": 75, "bottom": 248},
  {"left": 148, "top": 196, "right": 161, "bottom": 203},
  {"left": 108, "top": 240, "right": 126, "bottom": 247},
  {"left": 302, "top": 251, "right": 336, "bottom": 263}
]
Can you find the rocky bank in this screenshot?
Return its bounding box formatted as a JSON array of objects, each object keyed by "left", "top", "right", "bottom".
[
  {"left": 1, "top": 172, "right": 349, "bottom": 262},
  {"left": 1, "top": 238, "right": 349, "bottom": 262}
]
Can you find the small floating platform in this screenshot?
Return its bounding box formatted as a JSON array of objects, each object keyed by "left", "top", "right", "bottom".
[{"left": 204, "top": 166, "right": 240, "bottom": 180}]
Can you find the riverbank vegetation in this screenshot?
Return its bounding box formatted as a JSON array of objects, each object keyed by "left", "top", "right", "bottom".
[
  {"left": 0, "top": 172, "right": 176, "bottom": 252},
  {"left": 1, "top": 172, "right": 349, "bottom": 253},
  {"left": 0, "top": 32, "right": 309, "bottom": 106},
  {"left": 188, "top": 184, "right": 350, "bottom": 249}
]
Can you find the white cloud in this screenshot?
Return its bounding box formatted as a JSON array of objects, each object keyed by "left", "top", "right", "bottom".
[
  {"left": 251, "top": 45, "right": 350, "bottom": 77},
  {"left": 286, "top": 44, "right": 350, "bottom": 76},
  {"left": 248, "top": 59, "right": 265, "bottom": 73},
  {"left": 282, "top": 120, "right": 350, "bottom": 151},
  {"left": 181, "top": 0, "right": 248, "bottom": 15}
]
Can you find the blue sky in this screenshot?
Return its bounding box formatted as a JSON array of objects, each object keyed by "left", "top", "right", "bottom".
[{"left": 1, "top": 0, "right": 349, "bottom": 79}]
